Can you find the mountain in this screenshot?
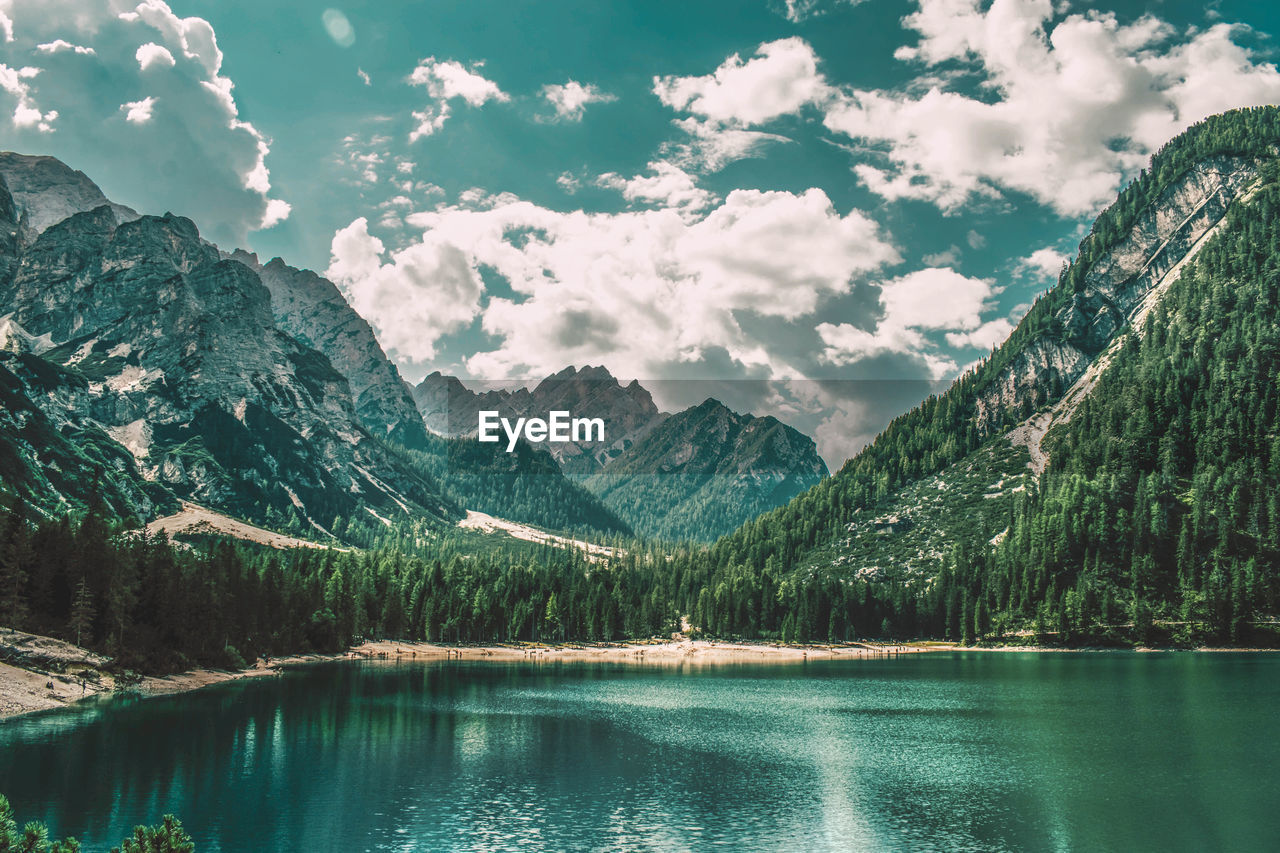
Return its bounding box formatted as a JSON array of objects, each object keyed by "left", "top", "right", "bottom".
[
  {"left": 413, "top": 371, "right": 521, "bottom": 437},
  {"left": 584, "top": 398, "right": 828, "bottom": 542},
  {"left": 0, "top": 153, "right": 457, "bottom": 532},
  {"left": 412, "top": 366, "right": 830, "bottom": 541},
  {"left": 413, "top": 365, "right": 664, "bottom": 477},
  {"left": 227, "top": 250, "right": 431, "bottom": 449},
  {"left": 411, "top": 436, "right": 632, "bottom": 536},
  {"left": 0, "top": 152, "right": 137, "bottom": 241},
  {"left": 676, "top": 106, "right": 1280, "bottom": 645}
]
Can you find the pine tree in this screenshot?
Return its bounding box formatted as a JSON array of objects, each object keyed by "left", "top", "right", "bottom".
[
  {"left": 0, "top": 512, "right": 31, "bottom": 631},
  {"left": 69, "top": 577, "right": 95, "bottom": 648}
]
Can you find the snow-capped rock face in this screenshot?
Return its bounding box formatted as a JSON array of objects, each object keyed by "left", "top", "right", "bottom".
[
  {"left": 227, "top": 250, "right": 430, "bottom": 449},
  {"left": 0, "top": 152, "right": 138, "bottom": 242},
  {"left": 973, "top": 154, "right": 1261, "bottom": 434},
  {"left": 0, "top": 155, "right": 455, "bottom": 527}
]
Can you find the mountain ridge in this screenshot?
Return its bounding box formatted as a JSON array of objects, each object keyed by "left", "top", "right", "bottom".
[{"left": 0, "top": 154, "right": 458, "bottom": 532}]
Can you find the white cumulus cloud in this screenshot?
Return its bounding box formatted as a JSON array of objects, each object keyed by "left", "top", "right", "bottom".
[
  {"left": 329, "top": 187, "right": 898, "bottom": 381},
  {"left": 596, "top": 160, "right": 716, "bottom": 219},
  {"left": 541, "top": 80, "right": 615, "bottom": 121},
  {"left": 36, "top": 39, "right": 95, "bottom": 55},
  {"left": 821, "top": 0, "right": 1280, "bottom": 216},
  {"left": 121, "top": 95, "right": 154, "bottom": 123},
  {"left": 135, "top": 41, "right": 174, "bottom": 70},
  {"left": 818, "top": 267, "right": 1003, "bottom": 379},
  {"left": 0, "top": 62, "right": 56, "bottom": 131},
  {"left": 407, "top": 57, "right": 508, "bottom": 141},
  {"left": 654, "top": 37, "right": 834, "bottom": 171},
  {"left": 0, "top": 0, "right": 291, "bottom": 243}
]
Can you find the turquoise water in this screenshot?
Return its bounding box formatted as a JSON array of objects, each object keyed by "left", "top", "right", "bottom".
[{"left": 2, "top": 652, "right": 1278, "bottom": 851}]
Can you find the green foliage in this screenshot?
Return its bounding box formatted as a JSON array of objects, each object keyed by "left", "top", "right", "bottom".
[
  {"left": 0, "top": 793, "right": 193, "bottom": 853},
  {"left": 584, "top": 402, "right": 826, "bottom": 542},
  {"left": 1, "top": 496, "right": 675, "bottom": 671},
  {"left": 0, "top": 793, "right": 80, "bottom": 852},
  {"left": 662, "top": 107, "right": 1280, "bottom": 647},
  {"left": 7, "top": 109, "right": 1280, "bottom": 657},
  {"left": 400, "top": 436, "right": 631, "bottom": 538},
  {"left": 699, "top": 106, "right": 1280, "bottom": 582},
  {"left": 108, "top": 815, "right": 193, "bottom": 853}
]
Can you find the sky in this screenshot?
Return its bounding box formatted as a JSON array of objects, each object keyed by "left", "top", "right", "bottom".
[{"left": 2, "top": 0, "right": 1280, "bottom": 468}]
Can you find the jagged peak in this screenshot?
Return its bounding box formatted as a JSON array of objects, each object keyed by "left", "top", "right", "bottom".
[{"left": 0, "top": 151, "right": 137, "bottom": 238}]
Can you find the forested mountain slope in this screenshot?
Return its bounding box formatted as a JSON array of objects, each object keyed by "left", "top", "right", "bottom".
[
  {"left": 408, "top": 435, "right": 632, "bottom": 537},
  {"left": 675, "top": 107, "right": 1280, "bottom": 645},
  {"left": 585, "top": 399, "right": 828, "bottom": 542}
]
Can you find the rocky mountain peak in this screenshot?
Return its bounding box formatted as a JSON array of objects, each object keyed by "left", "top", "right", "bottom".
[
  {"left": 0, "top": 152, "right": 137, "bottom": 241},
  {"left": 416, "top": 365, "right": 665, "bottom": 477},
  {"left": 227, "top": 248, "right": 430, "bottom": 448},
  {"left": 0, "top": 162, "right": 455, "bottom": 528}
]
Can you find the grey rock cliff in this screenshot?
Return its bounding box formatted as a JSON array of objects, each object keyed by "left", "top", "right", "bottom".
[
  {"left": 413, "top": 365, "right": 665, "bottom": 478},
  {"left": 0, "top": 152, "right": 137, "bottom": 243},
  {"left": 0, "top": 157, "right": 455, "bottom": 528},
  {"left": 973, "top": 155, "right": 1260, "bottom": 433},
  {"left": 227, "top": 250, "right": 431, "bottom": 448}
]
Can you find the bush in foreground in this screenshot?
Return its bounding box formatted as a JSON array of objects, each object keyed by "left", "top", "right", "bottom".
[{"left": 0, "top": 794, "right": 193, "bottom": 852}]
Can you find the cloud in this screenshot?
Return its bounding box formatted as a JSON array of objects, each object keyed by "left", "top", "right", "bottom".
[
  {"left": 333, "top": 134, "right": 424, "bottom": 196},
  {"left": 357, "top": 67, "right": 370, "bottom": 86},
  {"left": 921, "top": 246, "right": 961, "bottom": 267},
  {"left": 556, "top": 171, "right": 580, "bottom": 193},
  {"left": 329, "top": 187, "right": 898, "bottom": 380},
  {"left": 135, "top": 41, "right": 174, "bottom": 70},
  {"left": 812, "top": 400, "right": 881, "bottom": 469},
  {"left": 654, "top": 37, "right": 833, "bottom": 171},
  {"left": 596, "top": 160, "right": 716, "bottom": 218},
  {"left": 0, "top": 1, "right": 291, "bottom": 243},
  {"left": 817, "top": 267, "right": 1002, "bottom": 379},
  {"left": 655, "top": 37, "right": 831, "bottom": 125},
  {"left": 0, "top": 63, "right": 56, "bottom": 131},
  {"left": 1017, "top": 246, "right": 1069, "bottom": 282},
  {"left": 407, "top": 57, "right": 508, "bottom": 141},
  {"left": 327, "top": 216, "right": 485, "bottom": 364},
  {"left": 37, "top": 40, "right": 95, "bottom": 55},
  {"left": 662, "top": 117, "right": 791, "bottom": 172},
  {"left": 121, "top": 95, "right": 154, "bottom": 123},
  {"left": 541, "top": 80, "right": 615, "bottom": 121},
  {"left": 821, "top": 0, "right": 1280, "bottom": 216},
  {"left": 945, "top": 318, "right": 1014, "bottom": 351},
  {"left": 776, "top": 0, "right": 868, "bottom": 24}
]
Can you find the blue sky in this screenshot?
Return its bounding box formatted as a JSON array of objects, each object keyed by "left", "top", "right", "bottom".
[{"left": 3, "top": 0, "right": 1280, "bottom": 466}]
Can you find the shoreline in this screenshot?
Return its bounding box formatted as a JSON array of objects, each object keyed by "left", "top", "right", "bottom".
[{"left": 3, "top": 633, "right": 1277, "bottom": 721}]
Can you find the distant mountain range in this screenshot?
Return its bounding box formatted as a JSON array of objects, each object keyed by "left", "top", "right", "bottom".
[
  {"left": 0, "top": 152, "right": 826, "bottom": 543},
  {"left": 412, "top": 365, "right": 827, "bottom": 540},
  {"left": 413, "top": 364, "right": 665, "bottom": 478}
]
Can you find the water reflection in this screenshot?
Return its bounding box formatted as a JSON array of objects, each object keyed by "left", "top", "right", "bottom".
[{"left": 2, "top": 653, "right": 1278, "bottom": 851}]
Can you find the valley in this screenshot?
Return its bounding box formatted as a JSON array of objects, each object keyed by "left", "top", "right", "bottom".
[{"left": 2, "top": 109, "right": 1280, "bottom": 693}]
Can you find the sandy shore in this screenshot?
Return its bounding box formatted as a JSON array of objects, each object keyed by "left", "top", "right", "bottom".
[
  {"left": 0, "top": 633, "right": 939, "bottom": 720},
  {"left": 7, "top": 632, "right": 1271, "bottom": 721}
]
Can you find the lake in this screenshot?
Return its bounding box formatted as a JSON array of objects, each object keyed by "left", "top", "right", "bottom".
[{"left": 2, "top": 652, "right": 1278, "bottom": 851}]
